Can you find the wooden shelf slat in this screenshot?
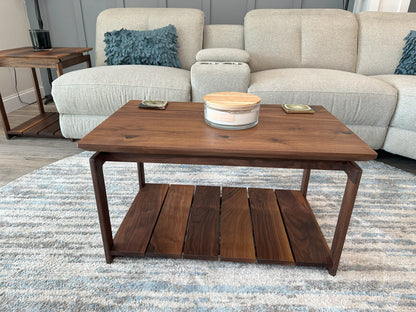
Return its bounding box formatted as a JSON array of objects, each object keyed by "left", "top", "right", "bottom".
[
  {"left": 276, "top": 189, "right": 331, "bottom": 267},
  {"left": 183, "top": 186, "right": 220, "bottom": 260},
  {"left": 220, "top": 187, "right": 256, "bottom": 263},
  {"left": 146, "top": 185, "right": 194, "bottom": 258},
  {"left": 38, "top": 118, "right": 62, "bottom": 137},
  {"left": 8, "top": 112, "right": 55, "bottom": 135},
  {"left": 22, "top": 112, "right": 59, "bottom": 136},
  {"left": 249, "top": 188, "right": 294, "bottom": 265},
  {"left": 8, "top": 112, "right": 63, "bottom": 138},
  {"left": 112, "top": 184, "right": 168, "bottom": 256}
]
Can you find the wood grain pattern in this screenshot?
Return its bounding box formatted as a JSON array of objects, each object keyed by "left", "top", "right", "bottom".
[
  {"left": 301, "top": 169, "right": 311, "bottom": 197},
  {"left": 22, "top": 112, "right": 59, "bottom": 136},
  {"left": 276, "top": 189, "right": 331, "bottom": 267},
  {"left": 30, "top": 68, "right": 44, "bottom": 113},
  {"left": 0, "top": 47, "right": 92, "bottom": 60},
  {"left": 59, "top": 54, "right": 91, "bottom": 71},
  {"left": 90, "top": 153, "right": 114, "bottom": 263},
  {"left": 220, "top": 187, "right": 256, "bottom": 263},
  {"left": 0, "top": 93, "right": 11, "bottom": 137},
  {"left": 137, "top": 162, "right": 145, "bottom": 189},
  {"left": 204, "top": 92, "right": 261, "bottom": 109},
  {"left": 147, "top": 185, "right": 194, "bottom": 258},
  {"left": 38, "top": 119, "right": 62, "bottom": 137},
  {"left": 96, "top": 152, "right": 357, "bottom": 173},
  {"left": 8, "top": 112, "right": 55, "bottom": 134},
  {"left": 7, "top": 112, "right": 63, "bottom": 138},
  {"left": 329, "top": 162, "right": 362, "bottom": 275},
  {"left": 78, "top": 101, "right": 377, "bottom": 161},
  {"left": 0, "top": 53, "right": 92, "bottom": 69},
  {"left": 183, "top": 186, "right": 220, "bottom": 260},
  {"left": 112, "top": 184, "right": 168, "bottom": 256},
  {"left": 249, "top": 188, "right": 294, "bottom": 265}
]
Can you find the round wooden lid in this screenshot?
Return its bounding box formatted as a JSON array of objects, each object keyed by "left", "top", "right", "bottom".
[{"left": 204, "top": 92, "right": 261, "bottom": 110}]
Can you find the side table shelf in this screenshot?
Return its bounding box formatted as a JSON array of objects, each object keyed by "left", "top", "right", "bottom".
[
  {"left": 0, "top": 47, "right": 92, "bottom": 139},
  {"left": 7, "top": 112, "right": 62, "bottom": 138}
]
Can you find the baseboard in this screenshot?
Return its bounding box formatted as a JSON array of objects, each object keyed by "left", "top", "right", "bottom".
[{"left": 3, "top": 87, "right": 45, "bottom": 113}]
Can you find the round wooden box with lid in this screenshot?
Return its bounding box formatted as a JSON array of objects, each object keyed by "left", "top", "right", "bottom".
[{"left": 203, "top": 92, "right": 261, "bottom": 130}]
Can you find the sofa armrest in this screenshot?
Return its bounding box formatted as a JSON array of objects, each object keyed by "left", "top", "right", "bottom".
[
  {"left": 196, "top": 48, "right": 250, "bottom": 63},
  {"left": 191, "top": 61, "right": 250, "bottom": 102}
]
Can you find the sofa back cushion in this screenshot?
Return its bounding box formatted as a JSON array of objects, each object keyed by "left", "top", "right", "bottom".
[
  {"left": 356, "top": 12, "right": 416, "bottom": 76},
  {"left": 203, "top": 25, "right": 244, "bottom": 49},
  {"left": 96, "top": 8, "right": 204, "bottom": 70},
  {"left": 244, "top": 9, "right": 358, "bottom": 73}
]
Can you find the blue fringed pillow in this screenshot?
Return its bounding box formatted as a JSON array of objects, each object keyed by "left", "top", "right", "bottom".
[
  {"left": 395, "top": 30, "right": 416, "bottom": 75},
  {"left": 104, "top": 24, "right": 181, "bottom": 68}
]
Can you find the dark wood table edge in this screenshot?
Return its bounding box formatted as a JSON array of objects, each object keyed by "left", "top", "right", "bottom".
[{"left": 89, "top": 151, "right": 363, "bottom": 276}]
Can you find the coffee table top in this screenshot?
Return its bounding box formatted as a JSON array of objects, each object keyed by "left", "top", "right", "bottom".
[{"left": 78, "top": 101, "right": 377, "bottom": 161}]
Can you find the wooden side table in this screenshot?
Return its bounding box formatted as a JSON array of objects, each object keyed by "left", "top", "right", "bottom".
[{"left": 0, "top": 47, "right": 92, "bottom": 139}]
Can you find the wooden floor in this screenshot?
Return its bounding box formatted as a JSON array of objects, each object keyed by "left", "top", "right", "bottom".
[
  {"left": 0, "top": 104, "right": 81, "bottom": 187},
  {"left": 0, "top": 104, "right": 415, "bottom": 188}
]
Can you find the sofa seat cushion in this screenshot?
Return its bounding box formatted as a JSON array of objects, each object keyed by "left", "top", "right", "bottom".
[
  {"left": 52, "top": 64, "right": 191, "bottom": 116},
  {"left": 373, "top": 74, "right": 416, "bottom": 159},
  {"left": 58, "top": 114, "right": 108, "bottom": 140},
  {"left": 248, "top": 68, "right": 397, "bottom": 149},
  {"left": 373, "top": 75, "right": 416, "bottom": 131}
]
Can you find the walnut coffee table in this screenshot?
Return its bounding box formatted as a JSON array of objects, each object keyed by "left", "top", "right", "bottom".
[{"left": 78, "top": 100, "right": 377, "bottom": 276}]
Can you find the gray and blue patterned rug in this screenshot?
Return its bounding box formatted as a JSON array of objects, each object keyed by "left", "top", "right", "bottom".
[{"left": 1, "top": 152, "right": 415, "bottom": 311}]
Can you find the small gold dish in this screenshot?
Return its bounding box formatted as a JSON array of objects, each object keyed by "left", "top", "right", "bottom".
[
  {"left": 282, "top": 104, "right": 315, "bottom": 114},
  {"left": 139, "top": 100, "right": 168, "bottom": 110}
]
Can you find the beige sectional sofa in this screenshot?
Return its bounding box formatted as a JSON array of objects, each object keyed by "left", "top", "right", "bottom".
[{"left": 51, "top": 8, "right": 416, "bottom": 160}]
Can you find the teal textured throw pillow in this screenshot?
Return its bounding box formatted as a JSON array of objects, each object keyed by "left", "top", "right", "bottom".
[
  {"left": 104, "top": 25, "right": 181, "bottom": 68},
  {"left": 395, "top": 30, "right": 416, "bottom": 75}
]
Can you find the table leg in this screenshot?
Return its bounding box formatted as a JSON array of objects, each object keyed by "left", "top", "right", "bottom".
[
  {"left": 90, "top": 152, "right": 114, "bottom": 263},
  {"left": 56, "top": 63, "right": 64, "bottom": 77},
  {"left": 137, "top": 162, "right": 145, "bottom": 189},
  {"left": 30, "top": 68, "right": 45, "bottom": 114},
  {"left": 328, "top": 161, "right": 362, "bottom": 275},
  {"left": 301, "top": 168, "right": 311, "bottom": 197},
  {"left": 0, "top": 94, "right": 11, "bottom": 139},
  {"left": 86, "top": 55, "right": 92, "bottom": 68}
]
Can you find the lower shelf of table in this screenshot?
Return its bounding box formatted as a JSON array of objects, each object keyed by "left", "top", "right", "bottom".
[
  {"left": 8, "top": 112, "right": 63, "bottom": 138},
  {"left": 111, "top": 184, "right": 332, "bottom": 268}
]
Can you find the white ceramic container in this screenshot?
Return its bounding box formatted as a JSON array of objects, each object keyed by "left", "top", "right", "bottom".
[{"left": 204, "top": 92, "right": 261, "bottom": 130}]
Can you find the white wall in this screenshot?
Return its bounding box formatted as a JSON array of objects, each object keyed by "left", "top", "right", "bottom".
[
  {"left": 353, "top": 0, "right": 411, "bottom": 12},
  {"left": 0, "top": 0, "right": 43, "bottom": 113}
]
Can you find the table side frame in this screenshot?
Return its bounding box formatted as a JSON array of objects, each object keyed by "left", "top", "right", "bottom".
[{"left": 89, "top": 151, "right": 362, "bottom": 276}]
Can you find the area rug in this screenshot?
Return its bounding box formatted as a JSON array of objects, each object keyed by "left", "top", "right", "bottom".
[{"left": 1, "top": 152, "right": 415, "bottom": 311}]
